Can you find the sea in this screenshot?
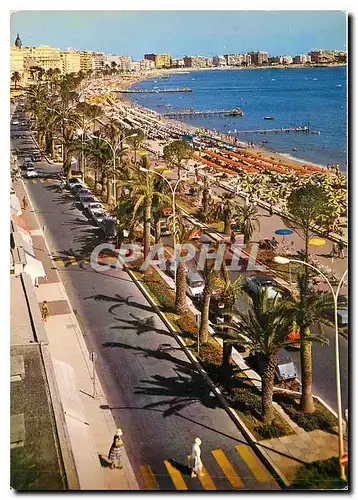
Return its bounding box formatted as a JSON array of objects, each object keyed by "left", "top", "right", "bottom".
[{"left": 129, "top": 66, "right": 347, "bottom": 171}]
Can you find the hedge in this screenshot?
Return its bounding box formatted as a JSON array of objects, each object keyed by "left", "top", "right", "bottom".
[{"left": 290, "top": 457, "right": 348, "bottom": 490}]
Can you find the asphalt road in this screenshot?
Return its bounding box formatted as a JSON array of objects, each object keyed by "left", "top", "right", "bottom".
[{"left": 18, "top": 163, "right": 279, "bottom": 490}]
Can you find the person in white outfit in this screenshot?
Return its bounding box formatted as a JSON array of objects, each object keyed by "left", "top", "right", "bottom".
[{"left": 191, "top": 437, "right": 203, "bottom": 478}]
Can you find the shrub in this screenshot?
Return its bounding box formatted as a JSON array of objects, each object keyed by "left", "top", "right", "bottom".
[
  {"left": 290, "top": 457, "right": 348, "bottom": 490},
  {"left": 227, "top": 387, "right": 262, "bottom": 415},
  {"left": 178, "top": 314, "right": 197, "bottom": 336},
  {"left": 275, "top": 393, "right": 337, "bottom": 432},
  {"left": 255, "top": 423, "right": 286, "bottom": 439},
  {"left": 142, "top": 273, "right": 175, "bottom": 311}
]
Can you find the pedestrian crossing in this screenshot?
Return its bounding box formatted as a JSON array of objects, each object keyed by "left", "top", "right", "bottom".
[
  {"left": 52, "top": 253, "right": 118, "bottom": 269},
  {"left": 28, "top": 178, "right": 59, "bottom": 184},
  {"left": 140, "top": 444, "right": 273, "bottom": 491}
]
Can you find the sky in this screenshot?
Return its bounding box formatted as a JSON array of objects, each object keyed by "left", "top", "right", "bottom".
[{"left": 10, "top": 10, "right": 347, "bottom": 59}]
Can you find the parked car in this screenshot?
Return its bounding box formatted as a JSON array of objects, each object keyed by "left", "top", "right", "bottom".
[
  {"left": 337, "top": 296, "right": 348, "bottom": 326},
  {"left": 76, "top": 187, "right": 92, "bottom": 199},
  {"left": 245, "top": 275, "right": 282, "bottom": 299},
  {"left": 186, "top": 272, "right": 205, "bottom": 298},
  {"left": 85, "top": 201, "right": 104, "bottom": 214},
  {"left": 248, "top": 349, "right": 297, "bottom": 383},
  {"left": 12, "top": 120, "right": 19, "bottom": 125},
  {"left": 23, "top": 166, "right": 39, "bottom": 178},
  {"left": 66, "top": 177, "right": 83, "bottom": 189},
  {"left": 90, "top": 208, "right": 107, "bottom": 225},
  {"left": 23, "top": 157, "right": 33, "bottom": 167},
  {"left": 80, "top": 196, "right": 97, "bottom": 209},
  {"left": 99, "top": 218, "right": 117, "bottom": 242},
  {"left": 32, "top": 153, "right": 42, "bottom": 162},
  {"left": 70, "top": 182, "right": 86, "bottom": 192}
]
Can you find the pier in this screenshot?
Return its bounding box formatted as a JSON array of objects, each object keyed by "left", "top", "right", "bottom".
[
  {"left": 163, "top": 108, "right": 244, "bottom": 117},
  {"left": 115, "top": 88, "right": 192, "bottom": 94},
  {"left": 236, "top": 126, "right": 310, "bottom": 134}
]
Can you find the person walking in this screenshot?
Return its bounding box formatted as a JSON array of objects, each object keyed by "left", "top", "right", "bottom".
[
  {"left": 230, "top": 230, "right": 236, "bottom": 245},
  {"left": 108, "top": 429, "right": 124, "bottom": 469},
  {"left": 22, "top": 195, "right": 28, "bottom": 210},
  {"left": 269, "top": 205, "right": 273, "bottom": 217},
  {"left": 337, "top": 240, "right": 345, "bottom": 259},
  {"left": 190, "top": 438, "right": 203, "bottom": 478},
  {"left": 41, "top": 300, "right": 50, "bottom": 322}
]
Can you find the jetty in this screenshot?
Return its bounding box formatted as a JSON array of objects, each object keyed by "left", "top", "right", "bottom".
[
  {"left": 237, "top": 126, "right": 310, "bottom": 134},
  {"left": 163, "top": 107, "right": 244, "bottom": 117},
  {"left": 115, "top": 88, "right": 192, "bottom": 94}
]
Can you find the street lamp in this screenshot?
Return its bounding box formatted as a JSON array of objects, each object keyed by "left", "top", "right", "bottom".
[
  {"left": 91, "top": 133, "right": 137, "bottom": 204},
  {"left": 139, "top": 166, "right": 188, "bottom": 285},
  {"left": 274, "top": 255, "right": 348, "bottom": 481},
  {"left": 63, "top": 117, "right": 94, "bottom": 180}
]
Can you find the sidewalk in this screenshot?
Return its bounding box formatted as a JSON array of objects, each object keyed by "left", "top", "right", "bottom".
[{"left": 15, "top": 178, "right": 139, "bottom": 490}]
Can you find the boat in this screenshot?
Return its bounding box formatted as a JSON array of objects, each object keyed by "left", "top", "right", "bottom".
[
  {"left": 311, "top": 130, "right": 321, "bottom": 135},
  {"left": 264, "top": 116, "right": 275, "bottom": 120},
  {"left": 226, "top": 107, "right": 244, "bottom": 117},
  {"left": 292, "top": 147, "right": 299, "bottom": 152}
]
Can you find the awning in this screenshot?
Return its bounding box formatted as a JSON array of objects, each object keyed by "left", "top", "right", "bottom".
[
  {"left": 24, "top": 253, "right": 46, "bottom": 285},
  {"left": 10, "top": 194, "right": 22, "bottom": 216},
  {"left": 14, "top": 225, "right": 33, "bottom": 247}
]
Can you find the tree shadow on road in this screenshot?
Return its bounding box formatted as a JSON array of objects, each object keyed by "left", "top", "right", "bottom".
[
  {"left": 84, "top": 293, "right": 158, "bottom": 315},
  {"left": 102, "top": 340, "right": 190, "bottom": 370},
  {"left": 109, "top": 315, "right": 171, "bottom": 338}
]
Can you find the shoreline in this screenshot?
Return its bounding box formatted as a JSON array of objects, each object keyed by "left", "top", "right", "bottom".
[
  {"left": 97, "top": 71, "right": 342, "bottom": 171},
  {"left": 118, "top": 73, "right": 329, "bottom": 169}
]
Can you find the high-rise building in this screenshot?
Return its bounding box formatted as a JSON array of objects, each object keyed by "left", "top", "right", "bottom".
[
  {"left": 170, "top": 58, "right": 185, "bottom": 68},
  {"left": 293, "top": 54, "right": 311, "bottom": 64},
  {"left": 77, "top": 50, "right": 94, "bottom": 72},
  {"left": 93, "top": 51, "right": 106, "bottom": 71},
  {"left": 183, "top": 55, "right": 207, "bottom": 68},
  {"left": 212, "top": 55, "right": 227, "bottom": 67},
  {"left": 249, "top": 51, "right": 269, "bottom": 65},
  {"left": 144, "top": 53, "right": 170, "bottom": 69},
  {"left": 60, "top": 49, "right": 81, "bottom": 74},
  {"left": 139, "top": 59, "right": 155, "bottom": 71}
]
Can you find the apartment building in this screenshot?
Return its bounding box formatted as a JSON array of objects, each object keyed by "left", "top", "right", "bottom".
[
  {"left": 308, "top": 49, "right": 336, "bottom": 64},
  {"left": 249, "top": 51, "right": 270, "bottom": 65},
  {"left": 60, "top": 49, "right": 81, "bottom": 74},
  {"left": 139, "top": 59, "right": 155, "bottom": 71},
  {"left": 293, "top": 54, "right": 312, "bottom": 64},
  {"left": 170, "top": 58, "right": 185, "bottom": 68},
  {"left": 77, "top": 50, "right": 94, "bottom": 72},
  {"left": 212, "top": 55, "right": 227, "bottom": 67},
  {"left": 93, "top": 51, "right": 106, "bottom": 71},
  {"left": 144, "top": 53, "right": 171, "bottom": 68},
  {"left": 183, "top": 55, "right": 208, "bottom": 68},
  {"left": 25, "top": 45, "right": 63, "bottom": 73}
]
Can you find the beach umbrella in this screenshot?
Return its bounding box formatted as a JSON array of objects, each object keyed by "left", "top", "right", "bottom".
[
  {"left": 274, "top": 228, "right": 293, "bottom": 242},
  {"left": 308, "top": 238, "right": 326, "bottom": 247}
]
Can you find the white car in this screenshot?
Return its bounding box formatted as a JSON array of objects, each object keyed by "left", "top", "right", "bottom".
[
  {"left": 186, "top": 272, "right": 205, "bottom": 298},
  {"left": 23, "top": 167, "right": 39, "bottom": 178},
  {"left": 12, "top": 120, "right": 19, "bottom": 125},
  {"left": 90, "top": 208, "right": 107, "bottom": 225},
  {"left": 86, "top": 201, "right": 104, "bottom": 213}
]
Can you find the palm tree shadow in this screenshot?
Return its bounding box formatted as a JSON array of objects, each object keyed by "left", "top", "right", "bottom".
[
  {"left": 84, "top": 293, "right": 156, "bottom": 315},
  {"left": 134, "top": 366, "right": 221, "bottom": 416},
  {"left": 102, "top": 340, "right": 190, "bottom": 369},
  {"left": 110, "top": 316, "right": 171, "bottom": 338}
]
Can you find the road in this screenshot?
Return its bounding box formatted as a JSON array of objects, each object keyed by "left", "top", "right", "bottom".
[{"left": 16, "top": 169, "right": 279, "bottom": 488}]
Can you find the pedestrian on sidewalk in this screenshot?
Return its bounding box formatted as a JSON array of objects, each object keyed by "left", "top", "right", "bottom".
[
  {"left": 337, "top": 240, "right": 345, "bottom": 259},
  {"left": 269, "top": 205, "right": 273, "bottom": 217},
  {"left": 22, "top": 195, "right": 28, "bottom": 210},
  {"left": 190, "top": 438, "right": 203, "bottom": 478},
  {"left": 330, "top": 243, "right": 337, "bottom": 258},
  {"left": 108, "top": 429, "right": 124, "bottom": 469},
  {"left": 41, "top": 300, "right": 50, "bottom": 322},
  {"left": 230, "top": 230, "right": 236, "bottom": 245}
]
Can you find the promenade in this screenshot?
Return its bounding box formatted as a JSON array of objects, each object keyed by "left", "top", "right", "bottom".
[{"left": 12, "top": 177, "right": 139, "bottom": 490}]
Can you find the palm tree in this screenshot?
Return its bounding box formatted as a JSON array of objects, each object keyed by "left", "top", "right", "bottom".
[
  {"left": 168, "top": 215, "right": 198, "bottom": 315},
  {"left": 11, "top": 71, "right": 21, "bottom": 90},
  {"left": 285, "top": 273, "right": 333, "bottom": 413},
  {"left": 127, "top": 128, "right": 145, "bottom": 165},
  {"left": 163, "top": 139, "right": 193, "bottom": 181},
  {"left": 198, "top": 260, "right": 218, "bottom": 344},
  {"left": 213, "top": 263, "right": 243, "bottom": 379},
  {"left": 125, "top": 157, "right": 168, "bottom": 260},
  {"left": 212, "top": 193, "right": 237, "bottom": 235},
  {"left": 233, "top": 203, "right": 260, "bottom": 244},
  {"left": 218, "top": 289, "right": 302, "bottom": 424},
  {"left": 82, "top": 136, "right": 114, "bottom": 201}
]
